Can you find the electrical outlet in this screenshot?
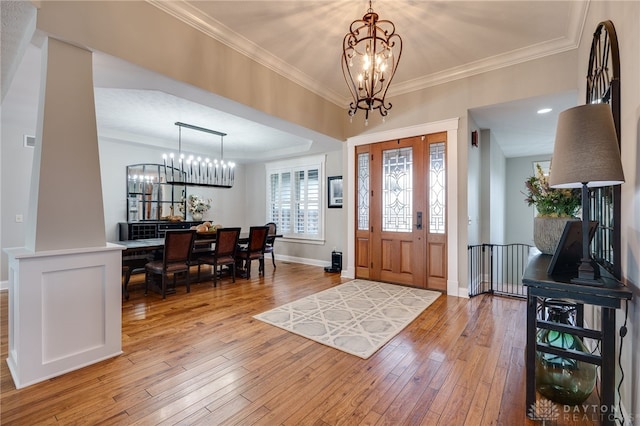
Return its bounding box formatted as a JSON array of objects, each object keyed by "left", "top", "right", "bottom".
[{"left": 16, "top": 214, "right": 24, "bottom": 223}]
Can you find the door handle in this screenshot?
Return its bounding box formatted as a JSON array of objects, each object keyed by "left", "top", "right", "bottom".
[{"left": 416, "top": 211, "right": 423, "bottom": 230}]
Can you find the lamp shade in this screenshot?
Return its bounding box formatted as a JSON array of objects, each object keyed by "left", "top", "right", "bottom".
[{"left": 549, "top": 104, "right": 624, "bottom": 188}]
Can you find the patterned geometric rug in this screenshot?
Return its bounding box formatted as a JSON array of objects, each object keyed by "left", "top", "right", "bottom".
[{"left": 253, "top": 279, "right": 441, "bottom": 359}]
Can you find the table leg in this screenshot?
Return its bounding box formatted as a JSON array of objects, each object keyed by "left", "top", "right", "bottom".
[
  {"left": 122, "top": 266, "right": 131, "bottom": 300},
  {"left": 600, "top": 307, "right": 616, "bottom": 426},
  {"left": 526, "top": 292, "right": 537, "bottom": 416}
]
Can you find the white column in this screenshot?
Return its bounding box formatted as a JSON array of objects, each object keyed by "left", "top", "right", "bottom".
[
  {"left": 4, "top": 37, "right": 122, "bottom": 389},
  {"left": 5, "top": 245, "right": 123, "bottom": 389},
  {"left": 27, "top": 37, "right": 106, "bottom": 251}
]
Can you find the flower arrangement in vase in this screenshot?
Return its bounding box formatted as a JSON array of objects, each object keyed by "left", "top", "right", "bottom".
[
  {"left": 524, "top": 164, "right": 581, "bottom": 254},
  {"left": 179, "top": 194, "right": 211, "bottom": 221},
  {"left": 524, "top": 163, "right": 581, "bottom": 218}
]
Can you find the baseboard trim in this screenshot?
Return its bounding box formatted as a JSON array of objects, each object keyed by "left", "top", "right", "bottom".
[{"left": 275, "top": 254, "right": 330, "bottom": 268}]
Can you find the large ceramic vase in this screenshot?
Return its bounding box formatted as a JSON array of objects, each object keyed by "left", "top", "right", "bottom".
[
  {"left": 191, "top": 212, "right": 203, "bottom": 221},
  {"left": 535, "top": 303, "right": 597, "bottom": 405},
  {"left": 533, "top": 217, "right": 574, "bottom": 254}
]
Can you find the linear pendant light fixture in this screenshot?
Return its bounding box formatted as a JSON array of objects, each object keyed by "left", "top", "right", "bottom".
[
  {"left": 162, "top": 122, "right": 235, "bottom": 188},
  {"left": 342, "top": 0, "right": 402, "bottom": 126}
]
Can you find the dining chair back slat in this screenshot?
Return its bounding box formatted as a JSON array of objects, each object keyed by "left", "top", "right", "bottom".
[
  {"left": 264, "top": 222, "right": 277, "bottom": 269},
  {"left": 198, "top": 227, "right": 241, "bottom": 287},
  {"left": 145, "top": 229, "right": 196, "bottom": 299},
  {"left": 237, "top": 226, "right": 269, "bottom": 278},
  {"left": 216, "top": 228, "right": 241, "bottom": 258}
]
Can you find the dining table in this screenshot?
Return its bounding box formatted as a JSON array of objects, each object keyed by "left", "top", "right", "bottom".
[{"left": 115, "top": 231, "right": 281, "bottom": 298}]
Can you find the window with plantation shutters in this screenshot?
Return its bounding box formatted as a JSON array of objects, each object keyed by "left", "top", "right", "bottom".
[{"left": 266, "top": 155, "right": 325, "bottom": 241}]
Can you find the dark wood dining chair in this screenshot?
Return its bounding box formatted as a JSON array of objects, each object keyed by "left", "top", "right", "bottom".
[
  {"left": 198, "top": 227, "right": 241, "bottom": 287},
  {"left": 122, "top": 252, "right": 154, "bottom": 300},
  {"left": 263, "top": 222, "right": 277, "bottom": 269},
  {"left": 122, "top": 265, "right": 131, "bottom": 300},
  {"left": 236, "top": 226, "right": 269, "bottom": 279},
  {"left": 144, "top": 229, "right": 196, "bottom": 299}
]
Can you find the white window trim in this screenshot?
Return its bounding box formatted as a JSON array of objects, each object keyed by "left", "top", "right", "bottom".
[{"left": 266, "top": 154, "right": 326, "bottom": 243}]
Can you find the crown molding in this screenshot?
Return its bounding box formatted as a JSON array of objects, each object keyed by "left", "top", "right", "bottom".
[
  {"left": 148, "top": 0, "right": 588, "bottom": 109},
  {"left": 147, "top": 0, "right": 346, "bottom": 106},
  {"left": 389, "top": 1, "right": 588, "bottom": 97}
]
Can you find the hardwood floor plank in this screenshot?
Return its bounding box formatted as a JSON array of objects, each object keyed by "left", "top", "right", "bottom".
[
  {"left": 220, "top": 404, "right": 271, "bottom": 426},
  {"left": 426, "top": 358, "right": 467, "bottom": 414},
  {"left": 497, "top": 346, "right": 527, "bottom": 426},
  {"left": 419, "top": 409, "right": 442, "bottom": 425},
  {"left": 373, "top": 358, "right": 441, "bottom": 424},
  {"left": 436, "top": 384, "right": 474, "bottom": 425},
  {"left": 463, "top": 379, "right": 492, "bottom": 426},
  {"left": 259, "top": 356, "right": 360, "bottom": 424},
  {"left": 0, "top": 263, "right": 599, "bottom": 425},
  {"left": 334, "top": 370, "right": 399, "bottom": 425},
  {"left": 479, "top": 366, "right": 509, "bottom": 425},
  {"left": 128, "top": 366, "right": 251, "bottom": 424},
  {"left": 167, "top": 407, "right": 214, "bottom": 425},
  {"left": 315, "top": 344, "right": 417, "bottom": 425},
  {"left": 368, "top": 358, "right": 424, "bottom": 418},
  {"left": 215, "top": 350, "right": 337, "bottom": 424}
]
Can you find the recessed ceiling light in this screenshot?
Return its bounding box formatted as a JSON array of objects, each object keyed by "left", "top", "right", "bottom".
[{"left": 537, "top": 108, "right": 552, "bottom": 114}]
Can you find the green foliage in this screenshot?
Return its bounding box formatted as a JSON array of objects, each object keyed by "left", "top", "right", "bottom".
[{"left": 523, "top": 164, "right": 581, "bottom": 218}]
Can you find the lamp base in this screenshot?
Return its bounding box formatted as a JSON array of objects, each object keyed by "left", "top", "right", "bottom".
[
  {"left": 570, "top": 258, "right": 604, "bottom": 287},
  {"left": 571, "top": 276, "right": 604, "bottom": 286}
]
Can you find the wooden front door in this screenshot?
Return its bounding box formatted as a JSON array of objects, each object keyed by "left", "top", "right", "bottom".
[{"left": 354, "top": 133, "right": 447, "bottom": 290}]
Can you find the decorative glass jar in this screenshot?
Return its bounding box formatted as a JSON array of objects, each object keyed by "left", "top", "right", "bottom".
[{"left": 535, "top": 301, "right": 597, "bottom": 405}]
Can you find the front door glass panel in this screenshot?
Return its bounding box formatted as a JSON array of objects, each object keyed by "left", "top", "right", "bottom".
[
  {"left": 429, "top": 142, "right": 446, "bottom": 234},
  {"left": 357, "top": 152, "right": 370, "bottom": 230},
  {"left": 382, "top": 147, "right": 413, "bottom": 232}
]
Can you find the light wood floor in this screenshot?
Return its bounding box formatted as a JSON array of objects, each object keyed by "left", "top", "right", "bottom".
[{"left": 1, "top": 262, "right": 601, "bottom": 425}]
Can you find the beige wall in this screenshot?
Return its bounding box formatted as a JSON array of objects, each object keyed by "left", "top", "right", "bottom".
[{"left": 34, "top": 1, "right": 345, "bottom": 143}]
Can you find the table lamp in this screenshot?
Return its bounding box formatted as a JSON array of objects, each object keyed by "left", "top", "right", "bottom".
[{"left": 549, "top": 104, "right": 624, "bottom": 285}]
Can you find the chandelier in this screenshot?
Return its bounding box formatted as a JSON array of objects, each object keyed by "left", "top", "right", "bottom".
[
  {"left": 162, "top": 122, "right": 235, "bottom": 188},
  {"left": 342, "top": 0, "right": 402, "bottom": 125}
]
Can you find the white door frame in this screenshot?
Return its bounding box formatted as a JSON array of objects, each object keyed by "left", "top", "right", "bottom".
[{"left": 344, "top": 118, "right": 460, "bottom": 296}]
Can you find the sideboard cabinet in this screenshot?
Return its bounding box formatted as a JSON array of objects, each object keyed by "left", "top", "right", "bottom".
[{"left": 119, "top": 221, "right": 204, "bottom": 240}]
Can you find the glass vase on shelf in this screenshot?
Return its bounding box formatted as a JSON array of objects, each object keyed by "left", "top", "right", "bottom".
[{"left": 535, "top": 301, "right": 597, "bottom": 405}]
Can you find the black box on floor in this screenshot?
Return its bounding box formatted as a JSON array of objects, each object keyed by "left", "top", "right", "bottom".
[{"left": 324, "top": 251, "right": 342, "bottom": 273}]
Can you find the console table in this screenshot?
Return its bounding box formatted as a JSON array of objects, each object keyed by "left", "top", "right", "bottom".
[{"left": 523, "top": 253, "right": 631, "bottom": 425}]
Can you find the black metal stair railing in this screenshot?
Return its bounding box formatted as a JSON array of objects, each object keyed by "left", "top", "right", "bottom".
[{"left": 468, "top": 243, "right": 532, "bottom": 298}]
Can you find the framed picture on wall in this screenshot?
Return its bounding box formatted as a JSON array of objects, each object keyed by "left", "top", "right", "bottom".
[{"left": 328, "top": 176, "right": 343, "bottom": 208}]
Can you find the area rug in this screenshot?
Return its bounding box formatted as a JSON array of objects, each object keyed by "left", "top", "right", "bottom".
[{"left": 253, "top": 279, "right": 441, "bottom": 359}]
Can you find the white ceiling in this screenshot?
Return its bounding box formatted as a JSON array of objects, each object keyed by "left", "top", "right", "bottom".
[
  {"left": 469, "top": 89, "right": 578, "bottom": 157},
  {"left": 2, "top": 0, "right": 588, "bottom": 161}
]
